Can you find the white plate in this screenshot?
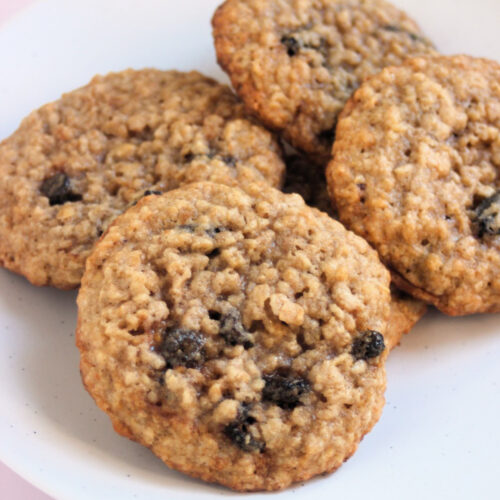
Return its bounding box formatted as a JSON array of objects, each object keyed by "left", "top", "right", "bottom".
[{"left": 1, "top": 0, "right": 499, "bottom": 499}]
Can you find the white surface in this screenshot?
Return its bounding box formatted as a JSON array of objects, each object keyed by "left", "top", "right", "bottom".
[{"left": 0, "top": 0, "right": 499, "bottom": 499}]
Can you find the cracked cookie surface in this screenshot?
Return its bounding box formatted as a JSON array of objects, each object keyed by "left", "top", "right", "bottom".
[
  {"left": 213, "top": 0, "right": 435, "bottom": 162},
  {"left": 327, "top": 55, "right": 500, "bottom": 315},
  {"left": 0, "top": 69, "right": 284, "bottom": 289},
  {"left": 76, "top": 182, "right": 390, "bottom": 491},
  {"left": 284, "top": 153, "right": 426, "bottom": 348}
]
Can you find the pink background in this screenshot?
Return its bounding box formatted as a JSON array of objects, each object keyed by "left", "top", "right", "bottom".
[{"left": 0, "top": 5, "right": 53, "bottom": 499}]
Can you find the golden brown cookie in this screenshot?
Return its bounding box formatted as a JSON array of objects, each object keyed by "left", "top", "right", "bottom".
[
  {"left": 77, "top": 182, "right": 391, "bottom": 491},
  {"left": 284, "top": 153, "right": 426, "bottom": 347},
  {"left": 213, "top": 0, "right": 435, "bottom": 163},
  {"left": 327, "top": 55, "right": 500, "bottom": 315},
  {"left": 0, "top": 69, "right": 284, "bottom": 289}
]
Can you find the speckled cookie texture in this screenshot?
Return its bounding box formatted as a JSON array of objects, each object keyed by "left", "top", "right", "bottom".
[
  {"left": 0, "top": 69, "right": 285, "bottom": 289},
  {"left": 213, "top": 0, "right": 435, "bottom": 162},
  {"left": 327, "top": 55, "right": 500, "bottom": 316},
  {"left": 284, "top": 153, "right": 426, "bottom": 348},
  {"left": 76, "top": 182, "right": 391, "bottom": 491}
]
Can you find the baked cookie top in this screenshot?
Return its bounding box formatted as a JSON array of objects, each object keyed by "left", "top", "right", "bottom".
[
  {"left": 77, "top": 182, "right": 390, "bottom": 491},
  {"left": 327, "top": 55, "right": 500, "bottom": 315},
  {"left": 0, "top": 69, "right": 284, "bottom": 289},
  {"left": 213, "top": 0, "right": 435, "bottom": 162},
  {"left": 283, "top": 153, "right": 426, "bottom": 348}
]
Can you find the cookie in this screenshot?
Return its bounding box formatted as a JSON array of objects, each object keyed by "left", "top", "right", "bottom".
[
  {"left": 284, "top": 153, "right": 426, "bottom": 348},
  {"left": 0, "top": 69, "right": 285, "bottom": 289},
  {"left": 213, "top": 0, "right": 435, "bottom": 163},
  {"left": 327, "top": 55, "right": 500, "bottom": 315},
  {"left": 76, "top": 181, "right": 391, "bottom": 491}
]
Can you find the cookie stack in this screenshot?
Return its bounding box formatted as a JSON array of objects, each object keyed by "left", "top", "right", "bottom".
[{"left": 0, "top": 0, "right": 498, "bottom": 492}]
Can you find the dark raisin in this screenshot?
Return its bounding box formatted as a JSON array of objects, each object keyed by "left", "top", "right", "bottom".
[
  {"left": 219, "top": 310, "right": 254, "bottom": 349},
  {"left": 40, "top": 173, "right": 81, "bottom": 205},
  {"left": 474, "top": 191, "right": 500, "bottom": 237},
  {"left": 262, "top": 372, "right": 310, "bottom": 409},
  {"left": 281, "top": 35, "right": 300, "bottom": 56},
  {"left": 351, "top": 330, "right": 385, "bottom": 360},
  {"left": 224, "top": 405, "right": 265, "bottom": 452},
  {"left": 183, "top": 153, "right": 195, "bottom": 162},
  {"left": 156, "top": 328, "right": 206, "bottom": 368}
]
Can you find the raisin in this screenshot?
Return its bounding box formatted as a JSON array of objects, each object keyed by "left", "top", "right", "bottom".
[
  {"left": 262, "top": 372, "right": 310, "bottom": 409},
  {"left": 474, "top": 191, "right": 500, "bottom": 237},
  {"left": 40, "top": 173, "right": 81, "bottom": 205},
  {"left": 156, "top": 328, "right": 206, "bottom": 369},
  {"left": 281, "top": 35, "right": 300, "bottom": 56},
  {"left": 224, "top": 404, "right": 265, "bottom": 452},
  {"left": 351, "top": 330, "right": 385, "bottom": 360},
  {"left": 219, "top": 310, "right": 254, "bottom": 349}
]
